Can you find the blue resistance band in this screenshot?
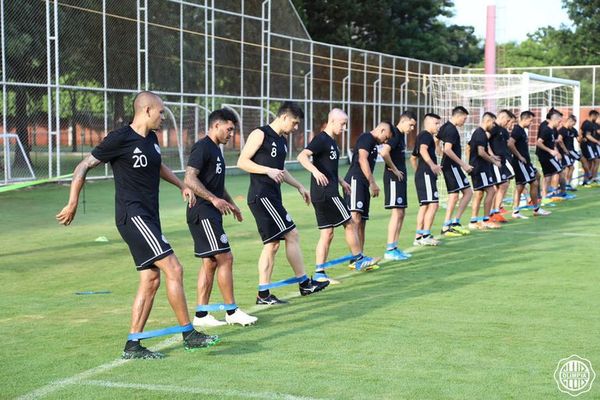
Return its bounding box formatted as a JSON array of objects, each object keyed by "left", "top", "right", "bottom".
[
  {"left": 127, "top": 323, "right": 193, "bottom": 341},
  {"left": 316, "top": 253, "right": 355, "bottom": 270},
  {"left": 196, "top": 303, "right": 237, "bottom": 312},
  {"left": 258, "top": 274, "right": 307, "bottom": 291}
]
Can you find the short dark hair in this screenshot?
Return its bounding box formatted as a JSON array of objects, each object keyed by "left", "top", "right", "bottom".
[
  {"left": 520, "top": 110, "right": 535, "bottom": 119},
  {"left": 424, "top": 112, "right": 441, "bottom": 120},
  {"left": 208, "top": 108, "right": 238, "bottom": 127},
  {"left": 482, "top": 112, "right": 496, "bottom": 120},
  {"left": 568, "top": 114, "right": 577, "bottom": 121},
  {"left": 546, "top": 108, "right": 563, "bottom": 120},
  {"left": 380, "top": 121, "right": 393, "bottom": 132},
  {"left": 498, "top": 109, "right": 516, "bottom": 119},
  {"left": 589, "top": 110, "right": 599, "bottom": 117},
  {"left": 277, "top": 101, "right": 304, "bottom": 119},
  {"left": 452, "top": 106, "right": 469, "bottom": 116},
  {"left": 399, "top": 111, "right": 417, "bottom": 121}
]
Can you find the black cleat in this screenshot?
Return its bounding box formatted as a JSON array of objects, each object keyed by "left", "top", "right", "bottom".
[
  {"left": 183, "top": 330, "right": 220, "bottom": 351},
  {"left": 255, "top": 294, "right": 289, "bottom": 305},
  {"left": 299, "top": 279, "right": 329, "bottom": 296},
  {"left": 122, "top": 343, "right": 164, "bottom": 360}
]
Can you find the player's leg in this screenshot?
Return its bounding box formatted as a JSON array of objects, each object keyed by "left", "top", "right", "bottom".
[
  {"left": 213, "top": 251, "right": 257, "bottom": 326},
  {"left": 193, "top": 256, "right": 227, "bottom": 328},
  {"left": 316, "top": 227, "right": 335, "bottom": 266},
  {"left": 129, "top": 267, "right": 162, "bottom": 334},
  {"left": 384, "top": 207, "right": 409, "bottom": 260},
  {"left": 283, "top": 228, "right": 330, "bottom": 295}
]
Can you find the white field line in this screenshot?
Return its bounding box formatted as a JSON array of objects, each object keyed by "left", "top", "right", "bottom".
[
  {"left": 16, "top": 258, "right": 395, "bottom": 400},
  {"left": 81, "top": 380, "right": 329, "bottom": 400}
]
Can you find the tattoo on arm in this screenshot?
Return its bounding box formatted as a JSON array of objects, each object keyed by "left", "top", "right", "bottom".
[{"left": 184, "top": 166, "right": 216, "bottom": 202}]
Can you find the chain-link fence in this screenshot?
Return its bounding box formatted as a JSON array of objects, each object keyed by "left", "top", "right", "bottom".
[{"left": 0, "top": 0, "right": 467, "bottom": 185}]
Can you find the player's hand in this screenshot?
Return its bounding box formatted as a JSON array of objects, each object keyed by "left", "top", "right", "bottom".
[
  {"left": 431, "top": 164, "right": 442, "bottom": 175},
  {"left": 394, "top": 169, "right": 405, "bottom": 181},
  {"left": 56, "top": 204, "right": 77, "bottom": 226},
  {"left": 313, "top": 170, "right": 329, "bottom": 186},
  {"left": 231, "top": 204, "right": 243, "bottom": 222},
  {"left": 211, "top": 197, "right": 232, "bottom": 215},
  {"left": 493, "top": 160, "right": 502, "bottom": 167},
  {"left": 369, "top": 181, "right": 380, "bottom": 197},
  {"left": 519, "top": 156, "right": 527, "bottom": 164},
  {"left": 182, "top": 187, "right": 196, "bottom": 208},
  {"left": 266, "top": 168, "right": 285, "bottom": 184},
  {"left": 463, "top": 164, "right": 473, "bottom": 173},
  {"left": 340, "top": 180, "right": 351, "bottom": 196},
  {"left": 298, "top": 187, "right": 311, "bottom": 204}
]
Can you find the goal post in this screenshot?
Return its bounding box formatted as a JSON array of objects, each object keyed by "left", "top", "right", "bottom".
[{"left": 428, "top": 72, "right": 581, "bottom": 204}]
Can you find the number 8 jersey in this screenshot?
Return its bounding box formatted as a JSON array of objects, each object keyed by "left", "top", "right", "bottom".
[
  {"left": 92, "top": 125, "right": 162, "bottom": 225},
  {"left": 247, "top": 125, "right": 288, "bottom": 204}
]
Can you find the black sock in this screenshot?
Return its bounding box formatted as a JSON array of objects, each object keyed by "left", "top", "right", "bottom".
[
  {"left": 195, "top": 311, "right": 208, "bottom": 318},
  {"left": 299, "top": 278, "right": 311, "bottom": 288},
  {"left": 124, "top": 339, "right": 140, "bottom": 351},
  {"left": 226, "top": 307, "right": 238, "bottom": 316},
  {"left": 258, "top": 289, "right": 270, "bottom": 298},
  {"left": 182, "top": 329, "right": 195, "bottom": 340}
]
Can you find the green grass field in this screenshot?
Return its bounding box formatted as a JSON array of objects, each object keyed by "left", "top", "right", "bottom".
[{"left": 1, "top": 169, "right": 599, "bottom": 399}]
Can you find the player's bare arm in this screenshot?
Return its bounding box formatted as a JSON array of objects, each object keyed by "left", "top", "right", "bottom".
[
  {"left": 237, "top": 129, "right": 284, "bottom": 183},
  {"left": 56, "top": 154, "right": 102, "bottom": 226}
]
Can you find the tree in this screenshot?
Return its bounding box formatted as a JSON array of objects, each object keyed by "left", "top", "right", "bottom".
[{"left": 290, "top": 0, "right": 483, "bottom": 66}]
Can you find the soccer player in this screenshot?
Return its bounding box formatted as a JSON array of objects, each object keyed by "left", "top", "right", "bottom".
[
  {"left": 508, "top": 110, "right": 550, "bottom": 218},
  {"left": 557, "top": 115, "right": 578, "bottom": 191},
  {"left": 535, "top": 108, "right": 564, "bottom": 199},
  {"left": 297, "top": 108, "right": 379, "bottom": 283},
  {"left": 237, "top": 101, "right": 329, "bottom": 305},
  {"left": 436, "top": 106, "right": 473, "bottom": 237},
  {"left": 343, "top": 121, "right": 393, "bottom": 263},
  {"left": 410, "top": 113, "right": 442, "bottom": 246},
  {"left": 488, "top": 110, "right": 516, "bottom": 223},
  {"left": 580, "top": 110, "right": 600, "bottom": 185},
  {"left": 56, "top": 91, "right": 219, "bottom": 359},
  {"left": 379, "top": 111, "right": 416, "bottom": 260},
  {"left": 184, "top": 109, "right": 257, "bottom": 327},
  {"left": 467, "top": 112, "right": 502, "bottom": 230}
]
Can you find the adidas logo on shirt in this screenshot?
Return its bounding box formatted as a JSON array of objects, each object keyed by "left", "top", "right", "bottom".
[
  {"left": 272, "top": 142, "right": 276, "bottom": 146},
  {"left": 133, "top": 147, "right": 142, "bottom": 154}
]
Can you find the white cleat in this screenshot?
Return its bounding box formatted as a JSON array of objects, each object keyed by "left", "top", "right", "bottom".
[
  {"left": 512, "top": 212, "right": 529, "bottom": 219},
  {"left": 193, "top": 313, "right": 227, "bottom": 328},
  {"left": 534, "top": 207, "right": 551, "bottom": 216},
  {"left": 420, "top": 236, "right": 440, "bottom": 246},
  {"left": 225, "top": 309, "right": 258, "bottom": 326}
]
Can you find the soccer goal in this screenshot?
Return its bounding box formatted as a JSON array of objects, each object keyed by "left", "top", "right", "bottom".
[
  {"left": 0, "top": 133, "right": 36, "bottom": 185},
  {"left": 428, "top": 72, "right": 581, "bottom": 204}
]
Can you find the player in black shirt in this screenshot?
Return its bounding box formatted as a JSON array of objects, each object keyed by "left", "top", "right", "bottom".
[
  {"left": 237, "top": 101, "right": 329, "bottom": 305},
  {"left": 557, "top": 114, "right": 579, "bottom": 191},
  {"left": 410, "top": 113, "right": 442, "bottom": 246},
  {"left": 380, "top": 111, "right": 416, "bottom": 260},
  {"left": 467, "top": 112, "right": 502, "bottom": 230},
  {"left": 184, "top": 109, "right": 257, "bottom": 328},
  {"left": 297, "top": 109, "right": 380, "bottom": 282},
  {"left": 343, "top": 121, "right": 393, "bottom": 264},
  {"left": 436, "top": 106, "right": 473, "bottom": 237},
  {"left": 580, "top": 110, "right": 600, "bottom": 185},
  {"left": 507, "top": 110, "right": 550, "bottom": 218},
  {"left": 535, "top": 108, "right": 563, "bottom": 199},
  {"left": 488, "top": 110, "right": 516, "bottom": 223},
  {"left": 57, "top": 91, "right": 219, "bottom": 358}
]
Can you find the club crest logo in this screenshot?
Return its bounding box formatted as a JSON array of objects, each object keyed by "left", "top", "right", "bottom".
[
  {"left": 554, "top": 355, "right": 596, "bottom": 396},
  {"left": 220, "top": 234, "right": 228, "bottom": 244},
  {"left": 154, "top": 143, "right": 161, "bottom": 154}
]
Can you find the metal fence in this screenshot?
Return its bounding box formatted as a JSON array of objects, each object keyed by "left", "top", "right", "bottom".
[{"left": 0, "top": 0, "right": 466, "bottom": 184}]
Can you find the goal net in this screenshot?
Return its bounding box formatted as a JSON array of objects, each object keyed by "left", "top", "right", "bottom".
[
  {"left": 0, "top": 133, "right": 36, "bottom": 185},
  {"left": 428, "top": 72, "right": 581, "bottom": 204}
]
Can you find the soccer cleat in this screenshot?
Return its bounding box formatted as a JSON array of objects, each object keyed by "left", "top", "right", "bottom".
[
  {"left": 299, "top": 279, "right": 330, "bottom": 296},
  {"left": 122, "top": 343, "right": 165, "bottom": 360},
  {"left": 384, "top": 248, "right": 409, "bottom": 261},
  {"left": 441, "top": 226, "right": 462, "bottom": 237},
  {"left": 451, "top": 224, "right": 471, "bottom": 235},
  {"left": 468, "top": 222, "right": 484, "bottom": 230},
  {"left": 566, "top": 184, "right": 577, "bottom": 192},
  {"left": 183, "top": 330, "right": 220, "bottom": 350},
  {"left": 415, "top": 235, "right": 440, "bottom": 246},
  {"left": 225, "top": 309, "right": 258, "bottom": 326},
  {"left": 533, "top": 207, "right": 551, "bottom": 216},
  {"left": 482, "top": 221, "right": 502, "bottom": 229},
  {"left": 511, "top": 212, "right": 529, "bottom": 220},
  {"left": 256, "top": 294, "right": 289, "bottom": 305},
  {"left": 349, "top": 255, "right": 380, "bottom": 271},
  {"left": 489, "top": 213, "right": 508, "bottom": 223},
  {"left": 314, "top": 271, "right": 341, "bottom": 284},
  {"left": 193, "top": 314, "right": 227, "bottom": 328}
]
